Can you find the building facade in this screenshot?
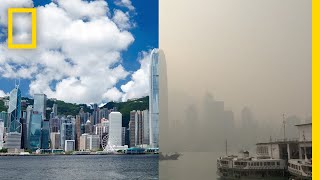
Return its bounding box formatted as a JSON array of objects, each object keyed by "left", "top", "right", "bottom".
[{"left": 109, "top": 112, "right": 122, "bottom": 147}]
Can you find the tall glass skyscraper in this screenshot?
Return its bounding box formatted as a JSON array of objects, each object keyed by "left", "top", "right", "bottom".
[
  {"left": 28, "top": 113, "right": 42, "bottom": 150},
  {"left": 33, "top": 94, "right": 47, "bottom": 120},
  {"left": 8, "top": 85, "right": 21, "bottom": 133},
  {"left": 149, "top": 49, "right": 159, "bottom": 148}
]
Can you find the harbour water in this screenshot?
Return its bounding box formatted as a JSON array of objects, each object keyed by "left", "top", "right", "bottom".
[
  {"left": 160, "top": 152, "right": 288, "bottom": 180},
  {"left": 0, "top": 154, "right": 159, "bottom": 180}
]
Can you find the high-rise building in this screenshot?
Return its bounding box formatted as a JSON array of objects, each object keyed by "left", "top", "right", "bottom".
[
  {"left": 7, "top": 85, "right": 21, "bottom": 133},
  {"left": 87, "top": 134, "right": 100, "bottom": 151},
  {"left": 108, "top": 112, "right": 122, "bottom": 147},
  {"left": 25, "top": 105, "right": 33, "bottom": 148},
  {"left": 129, "top": 112, "right": 136, "bottom": 147},
  {"left": 142, "top": 110, "right": 149, "bottom": 145},
  {"left": 85, "top": 120, "right": 93, "bottom": 134},
  {"left": 0, "top": 119, "right": 4, "bottom": 149},
  {"left": 75, "top": 115, "right": 81, "bottom": 150},
  {"left": 41, "top": 120, "right": 50, "bottom": 149},
  {"left": 0, "top": 112, "right": 8, "bottom": 129},
  {"left": 33, "top": 94, "right": 47, "bottom": 120},
  {"left": 79, "top": 133, "right": 88, "bottom": 151},
  {"left": 50, "top": 132, "right": 60, "bottom": 149},
  {"left": 60, "top": 117, "right": 75, "bottom": 150},
  {"left": 28, "top": 113, "right": 42, "bottom": 150},
  {"left": 49, "top": 117, "right": 60, "bottom": 133},
  {"left": 52, "top": 103, "right": 58, "bottom": 118},
  {"left": 122, "top": 127, "right": 126, "bottom": 146},
  {"left": 4, "top": 132, "right": 21, "bottom": 150},
  {"left": 149, "top": 49, "right": 159, "bottom": 148}
]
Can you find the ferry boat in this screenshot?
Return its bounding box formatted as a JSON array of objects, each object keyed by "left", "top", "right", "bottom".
[
  {"left": 288, "top": 159, "right": 311, "bottom": 180},
  {"left": 217, "top": 152, "right": 287, "bottom": 179}
]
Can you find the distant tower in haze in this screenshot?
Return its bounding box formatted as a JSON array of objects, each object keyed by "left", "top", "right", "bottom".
[
  {"left": 7, "top": 84, "right": 21, "bottom": 133},
  {"left": 149, "top": 49, "right": 159, "bottom": 148}
]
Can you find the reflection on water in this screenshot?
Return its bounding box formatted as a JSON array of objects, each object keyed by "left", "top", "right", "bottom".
[{"left": 160, "top": 152, "right": 289, "bottom": 180}]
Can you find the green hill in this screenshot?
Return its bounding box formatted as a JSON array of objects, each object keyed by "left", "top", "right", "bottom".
[{"left": 0, "top": 96, "right": 149, "bottom": 127}]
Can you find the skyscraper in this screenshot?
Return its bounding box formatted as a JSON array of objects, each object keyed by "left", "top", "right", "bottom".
[
  {"left": 0, "top": 112, "right": 8, "bottom": 130},
  {"left": 28, "top": 113, "right": 42, "bottom": 150},
  {"left": 149, "top": 49, "right": 159, "bottom": 148},
  {"left": 33, "top": 94, "right": 47, "bottom": 120},
  {"left": 41, "top": 120, "right": 50, "bottom": 149},
  {"left": 60, "top": 117, "right": 75, "bottom": 150},
  {"left": 0, "top": 119, "right": 4, "bottom": 149},
  {"left": 143, "top": 110, "right": 149, "bottom": 145},
  {"left": 7, "top": 85, "right": 21, "bottom": 133},
  {"left": 108, "top": 112, "right": 122, "bottom": 147}
]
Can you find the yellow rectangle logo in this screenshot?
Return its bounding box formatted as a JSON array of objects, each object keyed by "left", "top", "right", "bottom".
[{"left": 7, "top": 8, "right": 37, "bottom": 49}]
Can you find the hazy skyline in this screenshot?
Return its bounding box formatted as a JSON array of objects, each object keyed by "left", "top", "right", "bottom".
[{"left": 160, "top": 0, "right": 311, "bottom": 123}]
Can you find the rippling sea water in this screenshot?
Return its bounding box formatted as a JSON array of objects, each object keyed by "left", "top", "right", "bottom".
[{"left": 0, "top": 154, "right": 159, "bottom": 180}]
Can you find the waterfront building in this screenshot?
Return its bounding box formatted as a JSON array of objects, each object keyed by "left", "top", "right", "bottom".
[
  {"left": 50, "top": 132, "right": 60, "bottom": 149},
  {"left": 149, "top": 49, "right": 159, "bottom": 148},
  {"left": 60, "top": 118, "right": 75, "bottom": 150},
  {"left": 28, "top": 113, "right": 42, "bottom": 150},
  {"left": 94, "top": 119, "right": 109, "bottom": 143},
  {"left": 296, "top": 123, "right": 312, "bottom": 159},
  {"left": 0, "top": 119, "right": 4, "bottom": 149},
  {"left": 21, "top": 117, "right": 28, "bottom": 149},
  {"left": 41, "top": 120, "right": 50, "bottom": 149},
  {"left": 129, "top": 111, "right": 136, "bottom": 147},
  {"left": 33, "top": 94, "right": 47, "bottom": 120},
  {"left": 7, "top": 85, "right": 21, "bottom": 133},
  {"left": 108, "top": 112, "right": 122, "bottom": 147},
  {"left": 4, "top": 132, "right": 21, "bottom": 150},
  {"left": 129, "top": 110, "right": 148, "bottom": 147},
  {"left": 65, "top": 140, "right": 75, "bottom": 152}
]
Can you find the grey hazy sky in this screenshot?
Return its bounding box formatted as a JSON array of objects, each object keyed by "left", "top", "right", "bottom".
[{"left": 160, "top": 0, "right": 311, "bottom": 123}]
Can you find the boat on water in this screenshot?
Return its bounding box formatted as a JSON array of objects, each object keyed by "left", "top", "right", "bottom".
[
  {"left": 217, "top": 151, "right": 287, "bottom": 179},
  {"left": 159, "top": 152, "right": 182, "bottom": 161},
  {"left": 288, "top": 159, "right": 311, "bottom": 180}
]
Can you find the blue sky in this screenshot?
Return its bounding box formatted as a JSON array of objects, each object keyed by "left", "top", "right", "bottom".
[{"left": 0, "top": 0, "right": 158, "bottom": 101}]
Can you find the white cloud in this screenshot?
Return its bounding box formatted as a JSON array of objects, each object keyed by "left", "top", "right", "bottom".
[
  {"left": 121, "top": 50, "right": 152, "bottom": 101},
  {"left": 114, "top": 0, "right": 135, "bottom": 11},
  {"left": 0, "top": 0, "right": 33, "bottom": 26},
  {"left": 103, "top": 87, "right": 123, "bottom": 102},
  {"left": 112, "top": 9, "right": 132, "bottom": 30},
  {"left": 0, "top": 0, "right": 137, "bottom": 104},
  {"left": 0, "top": 90, "right": 8, "bottom": 97}
]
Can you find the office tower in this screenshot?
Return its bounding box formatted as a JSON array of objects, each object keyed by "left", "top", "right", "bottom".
[
  {"left": 143, "top": 110, "right": 149, "bottom": 145},
  {"left": 87, "top": 134, "right": 100, "bottom": 151},
  {"left": 50, "top": 132, "right": 60, "bottom": 149},
  {"left": 7, "top": 85, "right": 22, "bottom": 133},
  {"left": 4, "top": 132, "right": 21, "bottom": 150},
  {"left": 25, "top": 105, "right": 33, "bottom": 148},
  {"left": 75, "top": 115, "right": 81, "bottom": 150},
  {"left": 41, "top": 120, "right": 50, "bottom": 149},
  {"left": 28, "top": 113, "right": 42, "bottom": 150},
  {"left": 49, "top": 117, "right": 60, "bottom": 133},
  {"left": 33, "top": 94, "right": 47, "bottom": 120},
  {"left": 129, "top": 112, "right": 136, "bottom": 147},
  {"left": 21, "top": 117, "right": 28, "bottom": 149},
  {"left": 52, "top": 103, "right": 58, "bottom": 118},
  {"left": 85, "top": 120, "right": 93, "bottom": 134},
  {"left": 94, "top": 119, "right": 109, "bottom": 142},
  {"left": 64, "top": 140, "right": 75, "bottom": 152},
  {"left": 0, "top": 112, "right": 8, "bottom": 129},
  {"left": 122, "top": 127, "right": 126, "bottom": 146},
  {"left": 108, "top": 112, "right": 122, "bottom": 147},
  {"left": 149, "top": 49, "right": 159, "bottom": 148},
  {"left": 0, "top": 119, "right": 4, "bottom": 149},
  {"left": 79, "top": 134, "right": 88, "bottom": 151},
  {"left": 60, "top": 118, "right": 75, "bottom": 150}
]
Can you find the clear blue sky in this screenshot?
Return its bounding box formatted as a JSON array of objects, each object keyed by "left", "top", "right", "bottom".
[{"left": 0, "top": 0, "right": 158, "bottom": 97}]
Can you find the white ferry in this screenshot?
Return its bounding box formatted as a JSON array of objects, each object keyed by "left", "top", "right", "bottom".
[
  {"left": 217, "top": 151, "right": 287, "bottom": 179},
  {"left": 288, "top": 159, "right": 311, "bottom": 180}
]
